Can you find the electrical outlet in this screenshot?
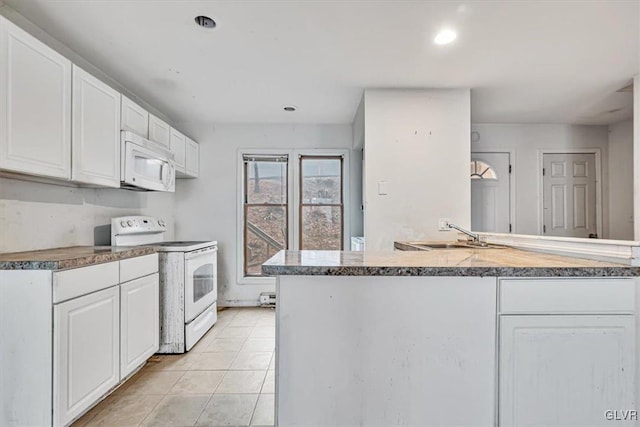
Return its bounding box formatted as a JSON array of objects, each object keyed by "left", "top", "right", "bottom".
[{"left": 438, "top": 218, "right": 451, "bottom": 231}]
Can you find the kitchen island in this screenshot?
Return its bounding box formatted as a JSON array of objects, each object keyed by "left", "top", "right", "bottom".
[{"left": 263, "top": 248, "right": 640, "bottom": 427}]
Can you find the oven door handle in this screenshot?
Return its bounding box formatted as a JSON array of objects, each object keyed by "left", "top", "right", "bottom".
[{"left": 185, "top": 247, "right": 217, "bottom": 261}]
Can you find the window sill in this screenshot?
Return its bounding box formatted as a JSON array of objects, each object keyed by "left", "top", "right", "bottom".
[{"left": 238, "top": 275, "right": 276, "bottom": 286}]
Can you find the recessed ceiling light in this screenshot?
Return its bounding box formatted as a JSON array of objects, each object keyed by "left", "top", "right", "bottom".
[
  {"left": 194, "top": 15, "right": 216, "bottom": 29},
  {"left": 283, "top": 106, "right": 297, "bottom": 112},
  {"left": 434, "top": 28, "right": 457, "bottom": 45}
]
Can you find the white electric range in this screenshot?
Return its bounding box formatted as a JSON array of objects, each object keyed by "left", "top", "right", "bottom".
[{"left": 111, "top": 216, "right": 217, "bottom": 353}]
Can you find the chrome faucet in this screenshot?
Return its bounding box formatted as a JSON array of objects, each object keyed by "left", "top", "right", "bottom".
[{"left": 447, "top": 222, "right": 480, "bottom": 243}]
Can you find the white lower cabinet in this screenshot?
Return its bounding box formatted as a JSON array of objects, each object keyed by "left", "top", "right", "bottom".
[
  {"left": 120, "top": 273, "right": 160, "bottom": 379},
  {"left": 497, "top": 277, "right": 637, "bottom": 426},
  {"left": 499, "top": 315, "right": 635, "bottom": 426},
  {"left": 54, "top": 286, "right": 120, "bottom": 427}
]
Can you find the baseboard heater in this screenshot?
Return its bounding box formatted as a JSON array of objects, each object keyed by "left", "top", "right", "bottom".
[{"left": 259, "top": 292, "right": 276, "bottom": 307}]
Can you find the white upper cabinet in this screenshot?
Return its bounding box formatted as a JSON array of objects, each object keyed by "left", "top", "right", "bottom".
[
  {"left": 0, "top": 16, "right": 72, "bottom": 180},
  {"left": 71, "top": 65, "right": 121, "bottom": 188},
  {"left": 121, "top": 95, "right": 148, "bottom": 138},
  {"left": 148, "top": 113, "right": 171, "bottom": 148},
  {"left": 184, "top": 136, "right": 199, "bottom": 178},
  {"left": 169, "top": 127, "right": 186, "bottom": 173}
]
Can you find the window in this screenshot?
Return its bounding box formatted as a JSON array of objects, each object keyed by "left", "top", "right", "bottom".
[
  {"left": 299, "top": 156, "right": 344, "bottom": 250},
  {"left": 239, "top": 150, "right": 348, "bottom": 281},
  {"left": 243, "top": 154, "right": 288, "bottom": 276},
  {"left": 470, "top": 160, "right": 498, "bottom": 180}
]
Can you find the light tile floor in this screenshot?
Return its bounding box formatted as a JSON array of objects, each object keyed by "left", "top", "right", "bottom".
[{"left": 73, "top": 307, "right": 275, "bottom": 427}]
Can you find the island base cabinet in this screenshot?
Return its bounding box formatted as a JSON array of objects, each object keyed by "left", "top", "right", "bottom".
[
  {"left": 120, "top": 273, "right": 160, "bottom": 379},
  {"left": 54, "top": 286, "right": 120, "bottom": 427},
  {"left": 499, "top": 315, "right": 636, "bottom": 426},
  {"left": 276, "top": 275, "right": 497, "bottom": 426}
]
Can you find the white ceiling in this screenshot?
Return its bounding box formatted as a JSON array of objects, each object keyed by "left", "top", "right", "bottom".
[{"left": 3, "top": 0, "right": 638, "bottom": 125}]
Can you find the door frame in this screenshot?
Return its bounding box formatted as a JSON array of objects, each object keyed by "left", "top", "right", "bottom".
[
  {"left": 471, "top": 149, "right": 516, "bottom": 234},
  {"left": 537, "top": 148, "right": 603, "bottom": 238}
]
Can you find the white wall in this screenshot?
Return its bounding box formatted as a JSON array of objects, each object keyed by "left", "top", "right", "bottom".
[
  {"left": 608, "top": 119, "right": 634, "bottom": 240},
  {"left": 173, "top": 123, "right": 353, "bottom": 306},
  {"left": 0, "top": 177, "right": 175, "bottom": 252},
  {"left": 350, "top": 96, "right": 365, "bottom": 238},
  {"left": 363, "top": 89, "right": 471, "bottom": 250},
  {"left": 471, "top": 123, "right": 611, "bottom": 237}
]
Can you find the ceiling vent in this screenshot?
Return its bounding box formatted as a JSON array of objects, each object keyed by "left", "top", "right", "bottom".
[{"left": 195, "top": 16, "right": 216, "bottom": 29}]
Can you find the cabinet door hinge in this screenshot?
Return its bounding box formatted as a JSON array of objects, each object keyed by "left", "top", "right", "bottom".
[
  {"left": 543, "top": 224, "right": 547, "bottom": 233},
  {"left": 509, "top": 164, "right": 512, "bottom": 174},
  {"left": 509, "top": 224, "right": 512, "bottom": 233},
  {"left": 542, "top": 168, "right": 546, "bottom": 176}
]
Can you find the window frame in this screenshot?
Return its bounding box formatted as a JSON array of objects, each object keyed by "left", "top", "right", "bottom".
[
  {"left": 298, "top": 155, "right": 345, "bottom": 250},
  {"left": 237, "top": 148, "right": 350, "bottom": 285},
  {"left": 242, "top": 154, "right": 290, "bottom": 277}
]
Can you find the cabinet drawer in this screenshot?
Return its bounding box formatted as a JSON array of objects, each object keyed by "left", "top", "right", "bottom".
[
  {"left": 53, "top": 262, "right": 119, "bottom": 303},
  {"left": 500, "top": 278, "right": 635, "bottom": 314},
  {"left": 120, "top": 253, "right": 158, "bottom": 283}
]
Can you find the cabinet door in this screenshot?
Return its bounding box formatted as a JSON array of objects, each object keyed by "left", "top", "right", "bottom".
[
  {"left": 121, "top": 95, "right": 148, "bottom": 137},
  {"left": 0, "top": 16, "right": 71, "bottom": 179},
  {"left": 184, "top": 136, "right": 199, "bottom": 178},
  {"left": 71, "top": 65, "right": 121, "bottom": 187},
  {"left": 148, "top": 113, "right": 170, "bottom": 148},
  {"left": 499, "top": 315, "right": 635, "bottom": 426},
  {"left": 120, "top": 273, "right": 160, "bottom": 379},
  {"left": 170, "top": 127, "right": 186, "bottom": 173},
  {"left": 54, "top": 286, "right": 119, "bottom": 427}
]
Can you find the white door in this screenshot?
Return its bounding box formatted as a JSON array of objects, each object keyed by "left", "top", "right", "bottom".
[
  {"left": 54, "top": 286, "right": 119, "bottom": 427},
  {"left": 500, "top": 315, "right": 635, "bottom": 426},
  {"left": 471, "top": 152, "right": 510, "bottom": 233},
  {"left": 120, "top": 273, "right": 159, "bottom": 379},
  {"left": 543, "top": 152, "right": 597, "bottom": 238},
  {"left": 0, "top": 16, "right": 72, "bottom": 179},
  {"left": 71, "top": 65, "right": 121, "bottom": 187}
]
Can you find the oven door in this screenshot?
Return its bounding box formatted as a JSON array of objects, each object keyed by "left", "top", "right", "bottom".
[
  {"left": 184, "top": 247, "right": 217, "bottom": 323},
  {"left": 123, "top": 140, "right": 175, "bottom": 192}
]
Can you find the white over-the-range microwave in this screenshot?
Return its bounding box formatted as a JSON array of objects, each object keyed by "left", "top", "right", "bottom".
[{"left": 121, "top": 131, "right": 176, "bottom": 192}]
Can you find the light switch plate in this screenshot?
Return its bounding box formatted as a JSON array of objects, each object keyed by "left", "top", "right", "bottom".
[
  {"left": 378, "top": 181, "right": 389, "bottom": 195},
  {"left": 438, "top": 218, "right": 451, "bottom": 231}
]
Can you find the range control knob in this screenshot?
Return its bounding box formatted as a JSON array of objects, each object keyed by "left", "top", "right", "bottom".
[
  {"left": 127, "top": 220, "right": 133, "bottom": 227},
  {"left": 120, "top": 221, "right": 127, "bottom": 228}
]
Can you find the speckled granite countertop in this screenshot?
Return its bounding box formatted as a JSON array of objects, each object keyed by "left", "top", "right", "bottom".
[
  {"left": 0, "top": 246, "right": 157, "bottom": 270},
  {"left": 261, "top": 248, "right": 640, "bottom": 277}
]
